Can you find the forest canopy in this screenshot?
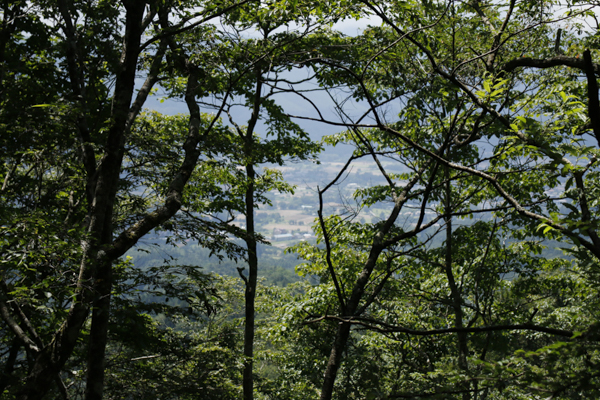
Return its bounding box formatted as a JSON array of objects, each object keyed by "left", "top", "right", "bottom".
[{"left": 1, "top": 0, "right": 600, "bottom": 399}]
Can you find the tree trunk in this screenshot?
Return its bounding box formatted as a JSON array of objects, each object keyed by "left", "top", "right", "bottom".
[
  {"left": 242, "top": 164, "right": 258, "bottom": 400},
  {"left": 239, "top": 65, "right": 265, "bottom": 400},
  {"left": 317, "top": 161, "right": 431, "bottom": 400},
  {"left": 319, "top": 321, "right": 352, "bottom": 400},
  {"left": 444, "top": 154, "right": 470, "bottom": 400},
  {"left": 84, "top": 260, "right": 113, "bottom": 400},
  {"left": 16, "top": 301, "right": 90, "bottom": 400},
  {"left": 83, "top": 3, "right": 145, "bottom": 400},
  {"left": 318, "top": 244, "right": 387, "bottom": 400},
  {"left": 15, "top": 3, "right": 147, "bottom": 399}
]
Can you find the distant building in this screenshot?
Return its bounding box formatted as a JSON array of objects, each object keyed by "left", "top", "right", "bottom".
[{"left": 272, "top": 233, "right": 294, "bottom": 241}]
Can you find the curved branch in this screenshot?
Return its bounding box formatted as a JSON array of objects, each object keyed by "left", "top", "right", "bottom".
[
  {"left": 311, "top": 314, "right": 577, "bottom": 339},
  {"left": 105, "top": 67, "right": 208, "bottom": 260},
  {"left": 317, "top": 183, "right": 348, "bottom": 313},
  {"left": 126, "top": 40, "right": 167, "bottom": 130}
]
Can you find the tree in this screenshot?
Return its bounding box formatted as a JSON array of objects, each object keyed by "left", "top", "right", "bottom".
[
  {"left": 275, "top": 0, "right": 600, "bottom": 398},
  {"left": 4, "top": 0, "right": 600, "bottom": 399},
  {"left": 0, "top": 1, "right": 261, "bottom": 398},
  {"left": 102, "top": 266, "right": 244, "bottom": 400},
  {"left": 185, "top": 24, "right": 322, "bottom": 400}
]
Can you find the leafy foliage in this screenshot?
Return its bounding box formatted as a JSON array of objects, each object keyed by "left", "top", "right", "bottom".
[{"left": 3, "top": 1, "right": 600, "bottom": 400}]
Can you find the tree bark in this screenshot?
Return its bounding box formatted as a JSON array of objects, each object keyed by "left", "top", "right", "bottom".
[
  {"left": 4, "top": 1, "right": 233, "bottom": 398},
  {"left": 84, "top": 260, "right": 113, "bottom": 400},
  {"left": 84, "top": 3, "right": 146, "bottom": 400},
  {"left": 16, "top": 302, "right": 90, "bottom": 400},
  {"left": 319, "top": 321, "right": 352, "bottom": 400},
  {"left": 242, "top": 163, "right": 258, "bottom": 400},
  {"left": 317, "top": 158, "right": 437, "bottom": 400},
  {"left": 240, "top": 69, "right": 264, "bottom": 400},
  {"left": 443, "top": 157, "right": 470, "bottom": 400}
]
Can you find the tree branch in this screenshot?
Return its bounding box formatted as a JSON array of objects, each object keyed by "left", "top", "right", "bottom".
[
  {"left": 0, "top": 299, "right": 40, "bottom": 354},
  {"left": 583, "top": 49, "right": 600, "bottom": 146},
  {"left": 502, "top": 55, "right": 600, "bottom": 74},
  {"left": 311, "top": 314, "right": 578, "bottom": 339}
]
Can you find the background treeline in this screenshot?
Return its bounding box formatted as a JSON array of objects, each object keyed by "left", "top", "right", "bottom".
[{"left": 128, "top": 242, "right": 305, "bottom": 287}]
